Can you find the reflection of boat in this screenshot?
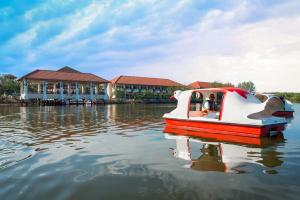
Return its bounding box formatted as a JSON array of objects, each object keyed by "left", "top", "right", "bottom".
[
  {"left": 165, "top": 128, "right": 284, "bottom": 173},
  {"left": 163, "top": 88, "right": 287, "bottom": 138},
  {"left": 256, "top": 93, "right": 294, "bottom": 118}
]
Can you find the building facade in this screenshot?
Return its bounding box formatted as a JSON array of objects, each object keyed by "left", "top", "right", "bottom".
[
  {"left": 110, "top": 75, "right": 183, "bottom": 99},
  {"left": 19, "top": 67, "right": 110, "bottom": 102}
]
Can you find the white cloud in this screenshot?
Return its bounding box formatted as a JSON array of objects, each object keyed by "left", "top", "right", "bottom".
[
  {"left": 123, "top": 6, "right": 300, "bottom": 92},
  {"left": 41, "top": 2, "right": 105, "bottom": 48},
  {"left": 3, "top": 0, "right": 299, "bottom": 92},
  {"left": 6, "top": 27, "right": 37, "bottom": 48}
]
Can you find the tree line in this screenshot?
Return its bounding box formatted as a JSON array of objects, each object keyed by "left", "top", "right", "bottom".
[{"left": 211, "top": 81, "right": 256, "bottom": 93}]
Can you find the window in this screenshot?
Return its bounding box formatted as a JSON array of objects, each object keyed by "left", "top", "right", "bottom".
[{"left": 188, "top": 91, "right": 225, "bottom": 119}]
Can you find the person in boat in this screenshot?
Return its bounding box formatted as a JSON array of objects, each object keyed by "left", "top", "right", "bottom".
[
  {"left": 189, "top": 93, "right": 217, "bottom": 117},
  {"left": 203, "top": 94, "right": 217, "bottom": 112},
  {"left": 193, "top": 94, "right": 217, "bottom": 117}
]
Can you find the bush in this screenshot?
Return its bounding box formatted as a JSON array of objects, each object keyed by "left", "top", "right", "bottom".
[
  {"left": 115, "top": 89, "right": 125, "bottom": 99},
  {"left": 237, "top": 81, "right": 256, "bottom": 92},
  {"left": 0, "top": 74, "right": 20, "bottom": 96}
]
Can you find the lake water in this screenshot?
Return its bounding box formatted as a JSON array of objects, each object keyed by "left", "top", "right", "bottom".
[{"left": 0, "top": 104, "right": 299, "bottom": 200}]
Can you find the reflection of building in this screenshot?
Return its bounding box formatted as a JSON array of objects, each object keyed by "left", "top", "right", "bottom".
[
  {"left": 165, "top": 133, "right": 284, "bottom": 173},
  {"left": 110, "top": 75, "right": 183, "bottom": 99},
  {"left": 19, "top": 66, "right": 110, "bottom": 101}
]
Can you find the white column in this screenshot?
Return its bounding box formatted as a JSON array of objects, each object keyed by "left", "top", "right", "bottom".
[
  {"left": 112, "top": 85, "right": 116, "bottom": 99},
  {"left": 23, "top": 80, "right": 28, "bottom": 100},
  {"left": 95, "top": 84, "right": 98, "bottom": 95},
  {"left": 53, "top": 83, "right": 57, "bottom": 94},
  {"left": 75, "top": 82, "right": 79, "bottom": 100},
  {"left": 60, "top": 81, "right": 64, "bottom": 100},
  {"left": 37, "top": 82, "right": 41, "bottom": 94},
  {"left": 42, "top": 81, "right": 47, "bottom": 100},
  {"left": 20, "top": 81, "right": 24, "bottom": 99},
  {"left": 105, "top": 83, "right": 112, "bottom": 100},
  {"left": 67, "top": 83, "right": 71, "bottom": 95},
  {"left": 90, "top": 82, "right": 94, "bottom": 100},
  {"left": 81, "top": 84, "right": 85, "bottom": 95}
]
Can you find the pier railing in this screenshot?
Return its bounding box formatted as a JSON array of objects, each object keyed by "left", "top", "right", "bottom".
[{"left": 21, "top": 93, "right": 106, "bottom": 101}]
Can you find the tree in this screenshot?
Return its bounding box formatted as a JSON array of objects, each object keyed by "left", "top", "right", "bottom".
[
  {"left": 237, "top": 81, "right": 256, "bottom": 92},
  {"left": 210, "top": 81, "right": 224, "bottom": 88},
  {"left": 223, "top": 82, "right": 235, "bottom": 87},
  {"left": 115, "top": 88, "right": 125, "bottom": 99},
  {"left": 211, "top": 81, "right": 235, "bottom": 88},
  {"left": 0, "top": 74, "right": 20, "bottom": 96}
]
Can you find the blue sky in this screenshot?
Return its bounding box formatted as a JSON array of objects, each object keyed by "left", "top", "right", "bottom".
[{"left": 0, "top": 0, "right": 300, "bottom": 92}]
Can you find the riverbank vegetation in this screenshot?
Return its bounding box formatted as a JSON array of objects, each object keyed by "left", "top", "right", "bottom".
[
  {"left": 272, "top": 92, "right": 300, "bottom": 103},
  {"left": 0, "top": 74, "right": 20, "bottom": 104},
  {"left": 0, "top": 74, "right": 19, "bottom": 96}
]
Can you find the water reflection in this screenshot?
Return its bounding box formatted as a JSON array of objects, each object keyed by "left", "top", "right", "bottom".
[
  {"left": 0, "top": 104, "right": 299, "bottom": 199},
  {"left": 15, "top": 104, "right": 171, "bottom": 144},
  {"left": 0, "top": 104, "right": 174, "bottom": 169},
  {"left": 165, "top": 127, "right": 285, "bottom": 174}
]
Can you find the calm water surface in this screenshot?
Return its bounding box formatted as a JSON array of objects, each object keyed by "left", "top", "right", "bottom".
[{"left": 0, "top": 104, "right": 299, "bottom": 200}]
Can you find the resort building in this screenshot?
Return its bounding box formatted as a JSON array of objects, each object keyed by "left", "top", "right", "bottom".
[
  {"left": 188, "top": 81, "right": 212, "bottom": 89},
  {"left": 110, "top": 75, "right": 184, "bottom": 99},
  {"left": 19, "top": 67, "right": 110, "bottom": 102}
]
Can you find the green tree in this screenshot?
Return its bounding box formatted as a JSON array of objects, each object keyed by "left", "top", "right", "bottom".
[
  {"left": 0, "top": 74, "right": 20, "bottom": 96},
  {"left": 223, "top": 82, "right": 235, "bottom": 87},
  {"left": 115, "top": 88, "right": 125, "bottom": 99},
  {"left": 237, "top": 81, "right": 256, "bottom": 92},
  {"left": 211, "top": 81, "right": 235, "bottom": 88},
  {"left": 144, "top": 89, "right": 154, "bottom": 99},
  {"left": 210, "top": 81, "right": 224, "bottom": 88}
]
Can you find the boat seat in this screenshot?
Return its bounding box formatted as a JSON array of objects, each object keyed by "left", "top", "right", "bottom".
[
  {"left": 189, "top": 111, "right": 207, "bottom": 117},
  {"left": 189, "top": 111, "right": 220, "bottom": 119}
]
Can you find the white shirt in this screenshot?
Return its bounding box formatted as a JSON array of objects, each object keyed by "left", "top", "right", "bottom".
[{"left": 203, "top": 101, "right": 210, "bottom": 110}]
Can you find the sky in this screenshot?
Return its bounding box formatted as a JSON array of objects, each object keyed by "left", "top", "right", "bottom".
[{"left": 0, "top": 0, "right": 300, "bottom": 92}]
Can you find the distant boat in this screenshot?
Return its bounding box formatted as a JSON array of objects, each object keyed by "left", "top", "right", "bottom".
[{"left": 163, "top": 87, "right": 287, "bottom": 138}]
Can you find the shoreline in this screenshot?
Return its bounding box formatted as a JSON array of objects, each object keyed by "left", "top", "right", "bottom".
[
  {"left": 0, "top": 96, "right": 299, "bottom": 106},
  {"left": 0, "top": 98, "right": 176, "bottom": 106}
]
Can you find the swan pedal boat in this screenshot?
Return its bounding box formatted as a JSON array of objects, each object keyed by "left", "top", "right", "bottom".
[
  {"left": 256, "top": 93, "right": 294, "bottom": 118},
  {"left": 163, "top": 88, "right": 287, "bottom": 138}
]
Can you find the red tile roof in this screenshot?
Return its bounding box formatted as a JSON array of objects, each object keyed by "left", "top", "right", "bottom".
[
  {"left": 111, "top": 75, "right": 183, "bottom": 87},
  {"left": 57, "top": 66, "right": 81, "bottom": 73},
  {"left": 19, "top": 67, "right": 108, "bottom": 83},
  {"left": 188, "top": 81, "right": 212, "bottom": 89}
]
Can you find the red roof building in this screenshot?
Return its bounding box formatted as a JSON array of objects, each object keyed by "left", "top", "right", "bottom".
[
  {"left": 19, "top": 66, "right": 108, "bottom": 83},
  {"left": 110, "top": 75, "right": 184, "bottom": 99},
  {"left": 19, "top": 66, "right": 109, "bottom": 101},
  {"left": 188, "top": 81, "right": 212, "bottom": 89},
  {"left": 111, "top": 75, "right": 183, "bottom": 87}
]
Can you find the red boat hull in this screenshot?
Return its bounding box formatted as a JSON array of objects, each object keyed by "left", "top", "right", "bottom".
[
  {"left": 273, "top": 111, "right": 294, "bottom": 118},
  {"left": 165, "top": 118, "right": 286, "bottom": 138},
  {"left": 164, "top": 126, "right": 284, "bottom": 146}
]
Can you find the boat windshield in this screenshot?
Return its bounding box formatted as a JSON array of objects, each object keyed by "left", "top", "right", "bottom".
[{"left": 188, "top": 91, "right": 224, "bottom": 120}]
